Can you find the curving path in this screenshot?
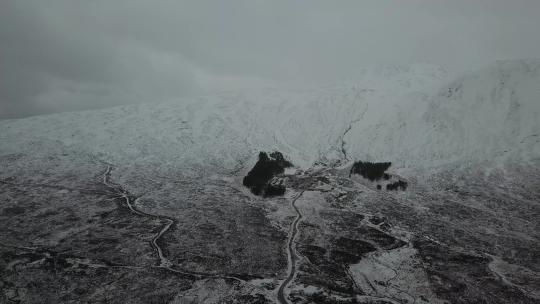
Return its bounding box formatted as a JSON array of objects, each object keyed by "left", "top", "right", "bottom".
[
  {"left": 101, "top": 165, "right": 247, "bottom": 282},
  {"left": 277, "top": 191, "right": 305, "bottom": 304}
]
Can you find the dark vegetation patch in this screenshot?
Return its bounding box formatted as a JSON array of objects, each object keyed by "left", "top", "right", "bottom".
[
  {"left": 36, "top": 209, "right": 61, "bottom": 218},
  {"left": 386, "top": 180, "right": 408, "bottom": 191},
  {"left": 297, "top": 207, "right": 412, "bottom": 300},
  {"left": 299, "top": 244, "right": 327, "bottom": 265},
  {"left": 228, "top": 294, "right": 270, "bottom": 304},
  {"left": 243, "top": 151, "right": 292, "bottom": 197},
  {"left": 302, "top": 291, "right": 359, "bottom": 304},
  {"left": 330, "top": 250, "right": 363, "bottom": 265},
  {"left": 333, "top": 237, "right": 377, "bottom": 261},
  {"left": 296, "top": 237, "right": 379, "bottom": 296},
  {"left": 413, "top": 238, "right": 533, "bottom": 304},
  {"left": 296, "top": 268, "right": 355, "bottom": 295},
  {"left": 353, "top": 227, "right": 407, "bottom": 250},
  {"left": 264, "top": 184, "right": 286, "bottom": 197},
  {"left": 166, "top": 199, "right": 287, "bottom": 277},
  {"left": 1, "top": 206, "right": 25, "bottom": 216},
  {"left": 321, "top": 209, "right": 365, "bottom": 228},
  {"left": 297, "top": 244, "right": 357, "bottom": 294},
  {"left": 349, "top": 161, "right": 392, "bottom": 181},
  {"left": 369, "top": 216, "right": 385, "bottom": 225}
]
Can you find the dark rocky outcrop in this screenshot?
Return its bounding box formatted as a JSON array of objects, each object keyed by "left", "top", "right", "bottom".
[
  {"left": 243, "top": 151, "right": 292, "bottom": 197},
  {"left": 349, "top": 161, "right": 392, "bottom": 181}
]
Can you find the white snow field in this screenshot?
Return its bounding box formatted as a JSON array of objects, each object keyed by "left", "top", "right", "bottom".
[{"left": 2, "top": 59, "right": 538, "bottom": 174}]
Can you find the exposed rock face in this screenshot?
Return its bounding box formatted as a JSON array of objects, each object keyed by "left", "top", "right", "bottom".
[{"left": 243, "top": 151, "right": 292, "bottom": 197}]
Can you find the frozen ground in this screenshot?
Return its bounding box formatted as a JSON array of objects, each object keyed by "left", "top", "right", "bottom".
[{"left": 1, "top": 60, "right": 539, "bottom": 303}]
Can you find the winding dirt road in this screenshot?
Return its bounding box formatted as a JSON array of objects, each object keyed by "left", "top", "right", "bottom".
[
  {"left": 101, "top": 165, "right": 247, "bottom": 282},
  {"left": 277, "top": 191, "right": 305, "bottom": 304}
]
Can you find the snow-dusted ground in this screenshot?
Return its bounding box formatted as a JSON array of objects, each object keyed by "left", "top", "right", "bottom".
[
  {"left": 2, "top": 60, "right": 538, "bottom": 173},
  {"left": 1, "top": 60, "right": 539, "bottom": 303}
]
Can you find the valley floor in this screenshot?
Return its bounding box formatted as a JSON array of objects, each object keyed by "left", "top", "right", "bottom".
[{"left": 1, "top": 148, "right": 539, "bottom": 304}]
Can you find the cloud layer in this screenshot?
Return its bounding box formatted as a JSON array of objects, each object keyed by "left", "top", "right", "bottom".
[{"left": 1, "top": 0, "right": 540, "bottom": 118}]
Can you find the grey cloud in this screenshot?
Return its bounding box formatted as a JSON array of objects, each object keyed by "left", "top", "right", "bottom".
[{"left": 1, "top": 0, "right": 540, "bottom": 118}]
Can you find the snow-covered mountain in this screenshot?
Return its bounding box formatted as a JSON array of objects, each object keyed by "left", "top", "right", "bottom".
[
  {"left": 346, "top": 59, "right": 540, "bottom": 171},
  {"left": 1, "top": 60, "right": 539, "bottom": 173},
  {"left": 1, "top": 60, "right": 540, "bottom": 304}
]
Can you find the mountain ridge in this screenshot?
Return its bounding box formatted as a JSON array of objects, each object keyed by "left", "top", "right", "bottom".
[{"left": 1, "top": 59, "right": 539, "bottom": 173}]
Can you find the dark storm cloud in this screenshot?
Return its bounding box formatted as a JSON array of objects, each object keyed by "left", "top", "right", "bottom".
[{"left": 1, "top": 0, "right": 540, "bottom": 118}]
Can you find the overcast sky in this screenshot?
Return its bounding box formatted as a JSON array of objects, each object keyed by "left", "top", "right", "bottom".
[{"left": 1, "top": 0, "right": 540, "bottom": 118}]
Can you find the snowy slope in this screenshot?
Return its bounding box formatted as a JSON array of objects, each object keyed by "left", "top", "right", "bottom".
[
  {"left": 1, "top": 60, "right": 539, "bottom": 173},
  {"left": 345, "top": 59, "right": 540, "bottom": 170}
]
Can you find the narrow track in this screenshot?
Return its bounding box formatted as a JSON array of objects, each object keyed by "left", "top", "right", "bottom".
[
  {"left": 101, "top": 165, "right": 247, "bottom": 282},
  {"left": 277, "top": 191, "right": 305, "bottom": 304}
]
